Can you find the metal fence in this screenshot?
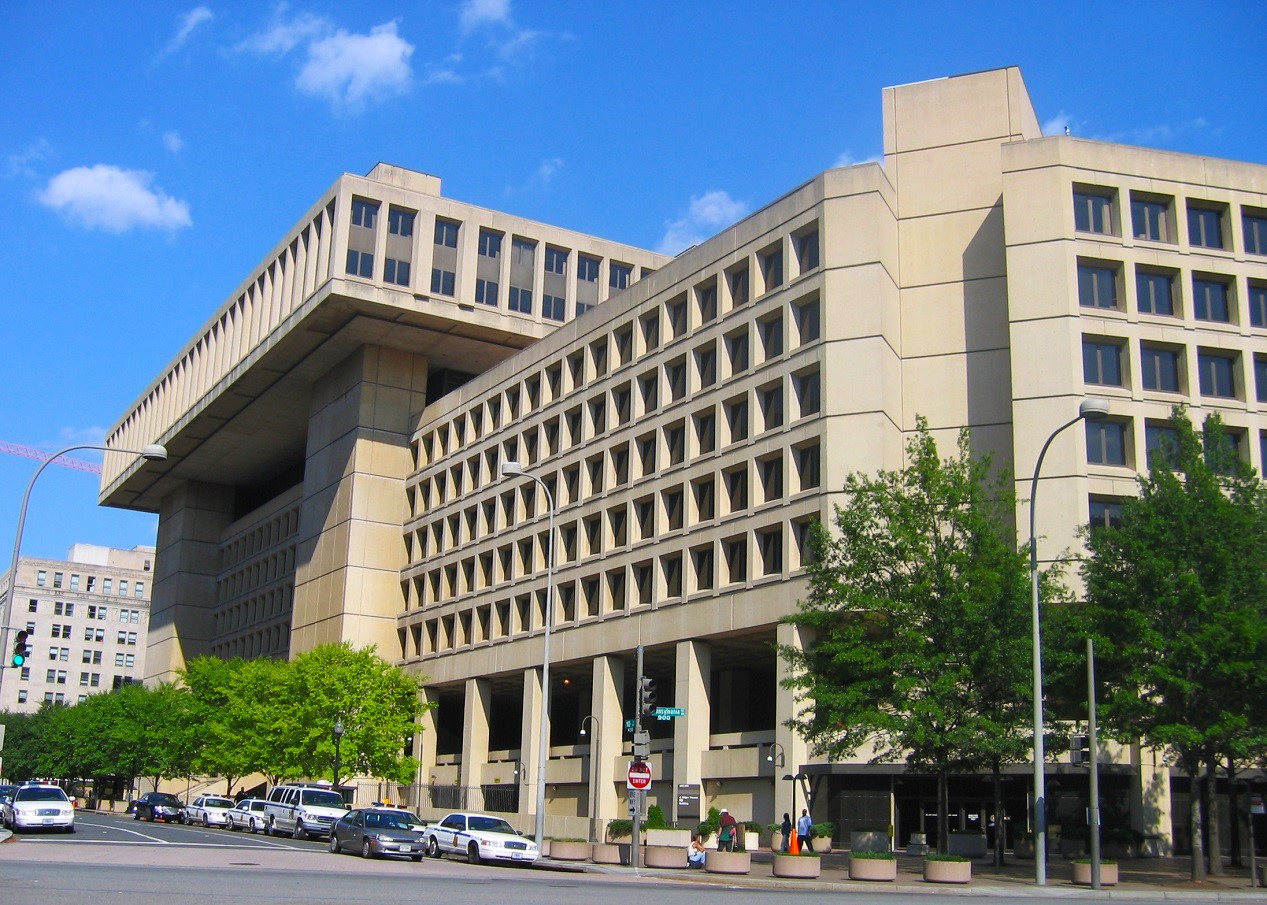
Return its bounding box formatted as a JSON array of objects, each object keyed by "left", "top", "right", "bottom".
[{"left": 344, "top": 780, "right": 520, "bottom": 816}]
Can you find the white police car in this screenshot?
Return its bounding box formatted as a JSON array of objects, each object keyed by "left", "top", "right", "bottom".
[
  {"left": 424, "top": 812, "right": 538, "bottom": 864},
  {"left": 2, "top": 783, "right": 75, "bottom": 833}
]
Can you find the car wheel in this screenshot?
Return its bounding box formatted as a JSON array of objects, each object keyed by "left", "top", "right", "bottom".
[
  {"left": 362, "top": 839, "right": 374, "bottom": 859},
  {"left": 65, "top": 825, "right": 76, "bottom": 834},
  {"left": 467, "top": 842, "right": 481, "bottom": 865},
  {"left": 249, "top": 818, "right": 259, "bottom": 834},
  {"left": 265, "top": 819, "right": 274, "bottom": 837},
  {"left": 427, "top": 836, "right": 440, "bottom": 858},
  {"left": 133, "top": 811, "right": 140, "bottom": 821},
  {"left": 293, "top": 820, "right": 307, "bottom": 841},
  {"left": 329, "top": 834, "right": 340, "bottom": 854},
  {"left": 411, "top": 853, "right": 422, "bottom": 863},
  {"left": 147, "top": 812, "right": 155, "bottom": 822}
]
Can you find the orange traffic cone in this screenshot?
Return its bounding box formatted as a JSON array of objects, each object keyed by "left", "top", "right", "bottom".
[{"left": 789, "top": 828, "right": 800, "bottom": 854}]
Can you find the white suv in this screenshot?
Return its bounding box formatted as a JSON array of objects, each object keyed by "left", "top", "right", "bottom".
[{"left": 263, "top": 784, "right": 348, "bottom": 840}]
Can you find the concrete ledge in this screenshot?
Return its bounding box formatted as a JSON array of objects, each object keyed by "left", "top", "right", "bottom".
[
  {"left": 591, "top": 842, "right": 626, "bottom": 864},
  {"left": 548, "top": 841, "right": 590, "bottom": 861},
  {"left": 849, "top": 857, "right": 897, "bottom": 881},
  {"left": 772, "top": 854, "right": 821, "bottom": 879},
  {"left": 924, "top": 859, "right": 972, "bottom": 883},
  {"left": 704, "top": 850, "right": 750, "bottom": 874},
  {"left": 645, "top": 845, "right": 688, "bottom": 869}
]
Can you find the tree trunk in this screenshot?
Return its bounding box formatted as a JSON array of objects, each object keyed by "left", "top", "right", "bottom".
[
  {"left": 991, "top": 759, "right": 1006, "bottom": 868},
  {"left": 1207, "top": 761, "right": 1224, "bottom": 875},
  {"left": 1190, "top": 766, "right": 1207, "bottom": 881},
  {"left": 938, "top": 766, "right": 950, "bottom": 854},
  {"left": 1227, "top": 757, "right": 1243, "bottom": 869}
]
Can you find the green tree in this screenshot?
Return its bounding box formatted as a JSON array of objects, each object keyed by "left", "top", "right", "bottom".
[
  {"left": 781, "top": 420, "right": 1046, "bottom": 856},
  {"left": 275, "top": 643, "right": 426, "bottom": 786},
  {"left": 1079, "top": 409, "right": 1267, "bottom": 880}
]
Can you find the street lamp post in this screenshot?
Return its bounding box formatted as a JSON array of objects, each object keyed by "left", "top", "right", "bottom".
[
  {"left": 1028, "top": 398, "right": 1109, "bottom": 885},
  {"left": 500, "top": 460, "right": 556, "bottom": 852},
  {"left": 2, "top": 443, "right": 167, "bottom": 684},
  {"left": 783, "top": 771, "right": 808, "bottom": 851},
  {"left": 332, "top": 715, "right": 345, "bottom": 789},
  {"left": 580, "top": 715, "right": 601, "bottom": 843}
]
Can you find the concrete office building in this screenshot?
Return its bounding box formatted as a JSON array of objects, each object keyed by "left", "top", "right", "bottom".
[
  {"left": 0, "top": 544, "right": 153, "bottom": 713},
  {"left": 101, "top": 67, "right": 1267, "bottom": 851}
]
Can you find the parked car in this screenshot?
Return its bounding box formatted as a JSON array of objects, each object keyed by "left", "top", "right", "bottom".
[
  {"left": 2, "top": 783, "right": 75, "bottom": 833},
  {"left": 133, "top": 791, "right": 186, "bottom": 823},
  {"left": 226, "top": 798, "right": 270, "bottom": 833},
  {"left": 263, "top": 783, "right": 348, "bottom": 840},
  {"left": 0, "top": 785, "right": 17, "bottom": 808},
  {"left": 186, "top": 795, "right": 235, "bottom": 827},
  {"left": 424, "top": 812, "right": 538, "bottom": 864},
  {"left": 373, "top": 807, "right": 426, "bottom": 832},
  {"left": 329, "top": 807, "right": 427, "bottom": 860}
]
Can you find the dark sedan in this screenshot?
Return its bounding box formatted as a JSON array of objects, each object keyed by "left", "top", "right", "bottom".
[
  {"left": 328, "top": 807, "right": 427, "bottom": 860},
  {"left": 133, "top": 792, "right": 186, "bottom": 823}
]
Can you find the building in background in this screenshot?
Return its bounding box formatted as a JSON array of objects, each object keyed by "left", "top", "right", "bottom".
[
  {"left": 101, "top": 67, "right": 1267, "bottom": 853},
  {"left": 0, "top": 544, "right": 153, "bottom": 713}
]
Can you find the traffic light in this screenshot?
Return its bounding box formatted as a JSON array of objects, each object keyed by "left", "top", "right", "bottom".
[
  {"left": 1070, "top": 734, "right": 1090, "bottom": 765},
  {"left": 638, "top": 676, "right": 657, "bottom": 719},
  {"left": 11, "top": 630, "right": 30, "bottom": 667}
]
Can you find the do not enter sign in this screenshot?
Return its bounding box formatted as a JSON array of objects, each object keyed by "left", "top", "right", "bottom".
[{"left": 627, "top": 760, "right": 653, "bottom": 790}]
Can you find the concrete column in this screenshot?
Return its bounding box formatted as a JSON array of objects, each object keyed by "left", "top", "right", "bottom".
[
  {"left": 291, "top": 345, "right": 428, "bottom": 657},
  {"left": 147, "top": 481, "right": 235, "bottom": 684},
  {"left": 461, "top": 677, "right": 492, "bottom": 791},
  {"left": 590, "top": 655, "right": 624, "bottom": 838},
  {"left": 673, "top": 639, "right": 711, "bottom": 826},
  {"left": 519, "top": 666, "right": 544, "bottom": 823},
  {"left": 776, "top": 621, "right": 812, "bottom": 780},
  {"left": 1131, "top": 742, "right": 1173, "bottom": 852}
]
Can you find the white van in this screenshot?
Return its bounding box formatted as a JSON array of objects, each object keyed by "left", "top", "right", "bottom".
[{"left": 263, "top": 784, "right": 348, "bottom": 840}]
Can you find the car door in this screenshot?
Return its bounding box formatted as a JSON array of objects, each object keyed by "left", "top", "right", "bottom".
[{"left": 438, "top": 813, "right": 466, "bottom": 853}]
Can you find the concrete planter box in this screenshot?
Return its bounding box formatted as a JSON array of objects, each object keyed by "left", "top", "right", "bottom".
[
  {"left": 772, "top": 854, "right": 821, "bottom": 879},
  {"left": 924, "top": 859, "right": 972, "bottom": 883},
  {"left": 850, "top": 830, "right": 891, "bottom": 853},
  {"left": 548, "top": 841, "right": 590, "bottom": 861},
  {"left": 811, "top": 836, "right": 833, "bottom": 854},
  {"left": 646, "top": 828, "right": 690, "bottom": 848},
  {"left": 591, "top": 842, "right": 626, "bottom": 864},
  {"left": 644, "top": 845, "right": 688, "bottom": 869},
  {"left": 770, "top": 831, "right": 786, "bottom": 852},
  {"left": 849, "top": 856, "right": 898, "bottom": 881},
  {"left": 1014, "top": 836, "right": 1034, "bottom": 859},
  {"left": 743, "top": 830, "right": 760, "bottom": 852},
  {"left": 1072, "top": 861, "right": 1118, "bottom": 886},
  {"left": 704, "top": 850, "right": 751, "bottom": 874}
]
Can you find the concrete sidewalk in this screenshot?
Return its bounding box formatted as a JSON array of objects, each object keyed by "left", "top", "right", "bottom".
[{"left": 558, "top": 850, "right": 1267, "bottom": 899}]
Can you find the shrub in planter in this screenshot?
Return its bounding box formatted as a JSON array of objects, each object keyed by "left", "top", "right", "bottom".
[
  {"left": 768, "top": 824, "right": 786, "bottom": 851},
  {"left": 645, "top": 805, "right": 668, "bottom": 829},
  {"left": 811, "top": 821, "right": 834, "bottom": 853},
  {"left": 924, "top": 853, "right": 972, "bottom": 884},
  {"left": 1071, "top": 859, "right": 1118, "bottom": 886},
  {"left": 606, "top": 819, "right": 633, "bottom": 841},
  {"left": 849, "top": 850, "right": 897, "bottom": 881}
]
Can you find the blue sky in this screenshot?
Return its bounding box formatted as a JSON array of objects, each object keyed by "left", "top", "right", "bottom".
[{"left": 1, "top": 0, "right": 1265, "bottom": 563}]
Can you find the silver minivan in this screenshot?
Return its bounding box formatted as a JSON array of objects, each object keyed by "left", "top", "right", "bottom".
[{"left": 263, "top": 784, "right": 348, "bottom": 840}]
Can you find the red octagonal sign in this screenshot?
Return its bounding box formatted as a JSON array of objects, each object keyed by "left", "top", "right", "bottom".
[{"left": 627, "top": 760, "right": 653, "bottom": 790}]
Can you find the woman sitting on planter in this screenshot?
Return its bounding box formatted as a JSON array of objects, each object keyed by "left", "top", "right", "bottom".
[{"left": 687, "top": 835, "right": 706, "bottom": 868}]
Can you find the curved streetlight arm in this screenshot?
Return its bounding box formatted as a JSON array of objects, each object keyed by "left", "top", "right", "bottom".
[{"left": 4, "top": 443, "right": 167, "bottom": 626}]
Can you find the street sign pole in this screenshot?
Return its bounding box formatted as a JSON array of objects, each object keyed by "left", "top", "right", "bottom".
[{"left": 632, "top": 644, "right": 644, "bottom": 873}]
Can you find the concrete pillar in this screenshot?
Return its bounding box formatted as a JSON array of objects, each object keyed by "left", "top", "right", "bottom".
[
  {"left": 147, "top": 481, "right": 235, "bottom": 684},
  {"left": 519, "top": 666, "right": 544, "bottom": 823},
  {"left": 590, "top": 655, "right": 624, "bottom": 839},
  {"left": 1131, "top": 742, "right": 1173, "bottom": 852},
  {"left": 461, "top": 677, "right": 492, "bottom": 791},
  {"left": 776, "top": 621, "right": 812, "bottom": 809},
  {"left": 291, "top": 345, "right": 428, "bottom": 657},
  {"left": 673, "top": 639, "right": 711, "bottom": 826}
]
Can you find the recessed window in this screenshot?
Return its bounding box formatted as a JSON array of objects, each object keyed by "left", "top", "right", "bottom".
[
  {"left": 758, "top": 381, "right": 783, "bottom": 432},
  {"left": 694, "top": 343, "right": 717, "bottom": 389},
  {"left": 640, "top": 311, "right": 660, "bottom": 353},
  {"left": 666, "top": 357, "right": 687, "bottom": 402},
  {"left": 1131, "top": 194, "right": 1172, "bottom": 243},
  {"left": 385, "top": 258, "right": 411, "bottom": 286},
  {"left": 478, "top": 229, "right": 502, "bottom": 258},
  {"left": 1244, "top": 208, "right": 1267, "bottom": 256},
  {"left": 793, "top": 442, "right": 821, "bottom": 492},
  {"left": 691, "top": 545, "right": 715, "bottom": 591},
  {"left": 388, "top": 208, "right": 415, "bottom": 237},
  {"left": 1197, "top": 350, "right": 1237, "bottom": 398},
  {"left": 578, "top": 255, "right": 599, "bottom": 282},
  {"left": 1073, "top": 187, "right": 1115, "bottom": 235},
  {"left": 1086, "top": 420, "right": 1128, "bottom": 466},
  {"left": 759, "top": 243, "right": 784, "bottom": 292},
  {"left": 351, "top": 198, "right": 378, "bottom": 229},
  {"left": 666, "top": 295, "right": 688, "bottom": 340},
  {"left": 1082, "top": 338, "right": 1124, "bottom": 387},
  {"left": 793, "top": 296, "right": 820, "bottom": 344},
  {"left": 793, "top": 368, "right": 821, "bottom": 417},
  {"left": 757, "top": 525, "right": 783, "bottom": 576},
  {"left": 610, "top": 262, "right": 632, "bottom": 291},
  {"left": 692, "top": 409, "right": 716, "bottom": 455},
  {"left": 1078, "top": 262, "right": 1119, "bottom": 309},
  {"left": 724, "top": 395, "right": 748, "bottom": 443},
  {"left": 757, "top": 313, "right": 783, "bottom": 359},
  {"left": 543, "top": 294, "right": 565, "bottom": 321},
  {"left": 696, "top": 281, "right": 718, "bottom": 324},
  {"left": 431, "top": 268, "right": 455, "bottom": 296},
  {"left": 794, "top": 226, "right": 820, "bottom": 273},
  {"left": 757, "top": 453, "right": 783, "bottom": 503},
  {"left": 508, "top": 286, "right": 532, "bottom": 313},
  {"left": 1187, "top": 202, "right": 1226, "bottom": 249},
  {"left": 346, "top": 249, "right": 373, "bottom": 278},
  {"left": 725, "top": 329, "right": 749, "bottom": 375},
  {"left": 434, "top": 219, "right": 459, "bottom": 248},
  {"left": 1255, "top": 355, "right": 1267, "bottom": 403},
  {"left": 545, "top": 247, "right": 568, "bottom": 276},
  {"left": 1192, "top": 276, "right": 1232, "bottom": 323},
  {"left": 1140, "top": 343, "right": 1181, "bottom": 393},
  {"left": 692, "top": 475, "right": 715, "bottom": 522},
  {"left": 727, "top": 262, "right": 750, "bottom": 307},
  {"left": 475, "top": 278, "right": 499, "bottom": 306},
  {"left": 1135, "top": 268, "right": 1176, "bottom": 316},
  {"left": 1249, "top": 281, "right": 1267, "bottom": 328},
  {"left": 1089, "top": 497, "right": 1124, "bottom": 530}
]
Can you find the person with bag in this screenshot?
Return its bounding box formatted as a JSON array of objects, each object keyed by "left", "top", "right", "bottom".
[{"left": 718, "top": 808, "right": 739, "bottom": 852}]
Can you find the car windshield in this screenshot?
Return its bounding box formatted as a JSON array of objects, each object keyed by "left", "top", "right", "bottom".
[
  {"left": 153, "top": 794, "right": 183, "bottom": 805},
  {"left": 300, "top": 790, "right": 345, "bottom": 808},
  {"left": 204, "top": 798, "right": 233, "bottom": 808},
  {"left": 469, "top": 816, "right": 517, "bottom": 835},
  {"left": 366, "top": 812, "right": 414, "bottom": 831},
  {"left": 17, "top": 787, "right": 69, "bottom": 802}
]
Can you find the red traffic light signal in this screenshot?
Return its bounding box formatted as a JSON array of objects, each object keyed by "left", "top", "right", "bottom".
[{"left": 12, "top": 630, "right": 30, "bottom": 667}]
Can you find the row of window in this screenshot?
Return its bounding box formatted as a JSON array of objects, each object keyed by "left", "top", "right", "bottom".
[
  {"left": 414, "top": 283, "right": 822, "bottom": 470},
  {"left": 411, "top": 363, "right": 822, "bottom": 520},
  {"left": 402, "top": 516, "right": 813, "bottom": 658},
  {"left": 219, "top": 507, "right": 299, "bottom": 571},
  {"left": 1078, "top": 259, "right": 1267, "bottom": 325},
  {"left": 1082, "top": 335, "right": 1265, "bottom": 401},
  {"left": 13, "top": 678, "right": 135, "bottom": 704},
  {"left": 45, "top": 634, "right": 138, "bottom": 661},
  {"left": 407, "top": 441, "right": 822, "bottom": 602},
  {"left": 1084, "top": 416, "right": 1265, "bottom": 474},
  {"left": 25, "top": 600, "right": 142, "bottom": 622},
  {"left": 1074, "top": 186, "right": 1267, "bottom": 255},
  {"left": 33, "top": 573, "right": 146, "bottom": 597},
  {"left": 209, "top": 623, "right": 290, "bottom": 662}
]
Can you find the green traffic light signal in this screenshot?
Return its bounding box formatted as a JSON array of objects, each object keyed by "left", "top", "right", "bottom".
[{"left": 11, "top": 629, "right": 30, "bottom": 667}]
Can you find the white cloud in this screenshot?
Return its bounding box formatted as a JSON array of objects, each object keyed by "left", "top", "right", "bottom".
[
  {"left": 160, "top": 6, "right": 213, "bottom": 57},
  {"left": 162, "top": 131, "right": 184, "bottom": 154},
  {"left": 37, "top": 165, "right": 192, "bottom": 232},
  {"left": 296, "top": 21, "right": 414, "bottom": 111},
  {"left": 460, "top": 0, "right": 511, "bottom": 32},
  {"left": 58, "top": 426, "right": 108, "bottom": 446},
  {"left": 534, "top": 157, "right": 563, "bottom": 186},
  {"left": 1042, "top": 111, "right": 1074, "bottom": 136},
  {"left": 7, "top": 138, "right": 52, "bottom": 178},
  {"left": 235, "top": 10, "right": 328, "bottom": 55},
  {"left": 833, "top": 150, "right": 882, "bottom": 168},
  {"left": 657, "top": 190, "right": 748, "bottom": 256}
]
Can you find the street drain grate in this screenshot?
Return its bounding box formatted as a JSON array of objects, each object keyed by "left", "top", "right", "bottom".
[{"left": 228, "top": 862, "right": 261, "bottom": 866}]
